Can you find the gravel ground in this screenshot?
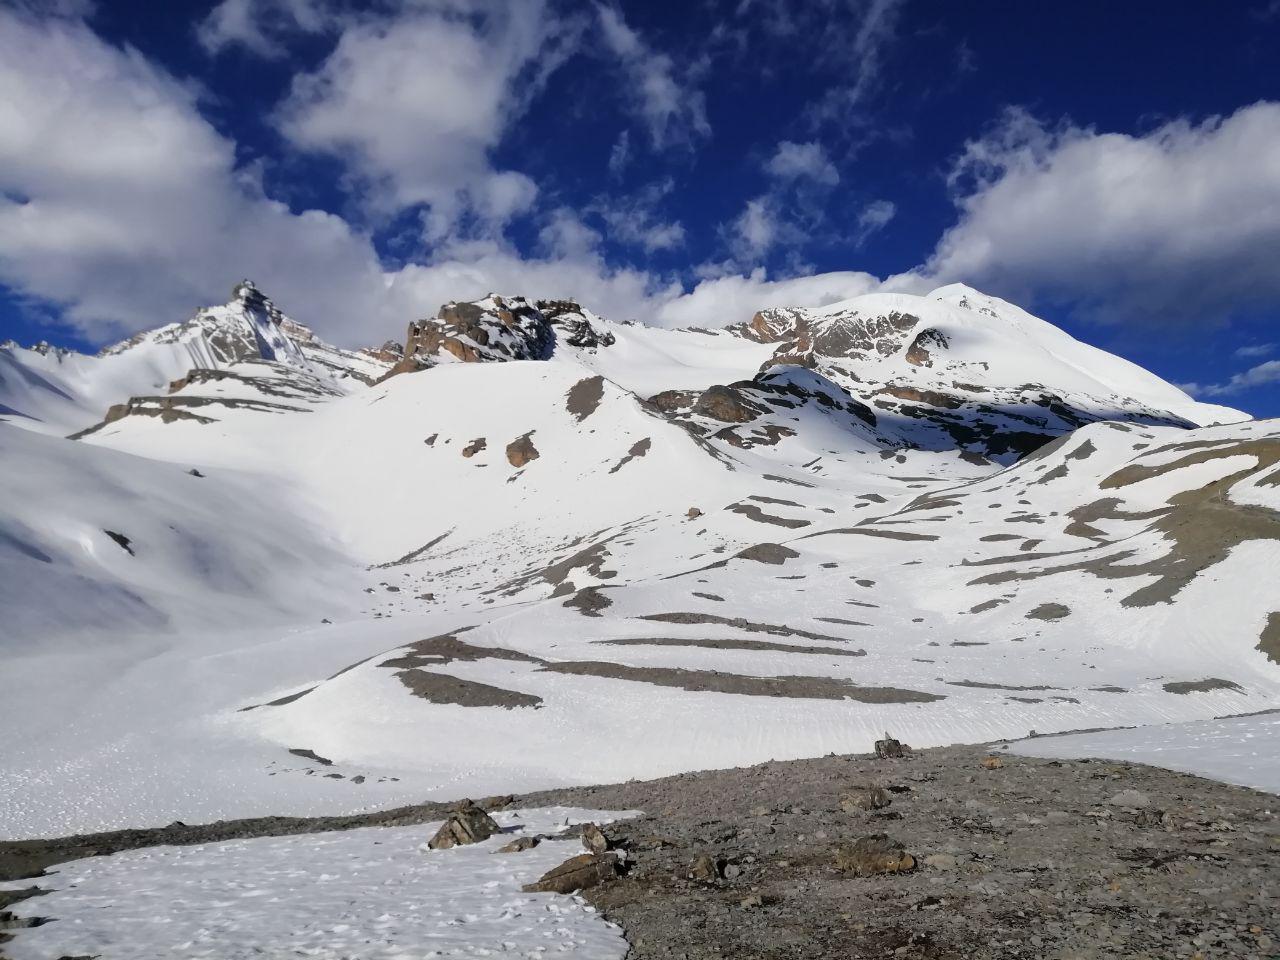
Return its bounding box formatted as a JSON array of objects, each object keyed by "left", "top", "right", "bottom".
[{"left": 3, "top": 743, "right": 1277, "bottom": 959}]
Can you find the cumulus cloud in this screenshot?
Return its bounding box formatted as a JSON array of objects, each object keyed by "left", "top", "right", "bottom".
[
  {"left": 900, "top": 102, "right": 1280, "bottom": 325},
  {"left": 275, "top": 0, "right": 578, "bottom": 230},
  {"left": 595, "top": 3, "right": 710, "bottom": 149},
  {"left": 765, "top": 141, "right": 840, "bottom": 185},
  {"left": 0, "top": 5, "right": 892, "bottom": 349},
  {"left": 0, "top": 7, "right": 410, "bottom": 343}
]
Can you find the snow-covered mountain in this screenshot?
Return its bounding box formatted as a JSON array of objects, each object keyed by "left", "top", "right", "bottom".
[
  {"left": 0, "top": 281, "right": 1276, "bottom": 838},
  {"left": 0, "top": 280, "right": 394, "bottom": 438}
]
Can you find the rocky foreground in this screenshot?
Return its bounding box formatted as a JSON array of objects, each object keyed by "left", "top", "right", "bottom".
[{"left": 2, "top": 742, "right": 1276, "bottom": 960}]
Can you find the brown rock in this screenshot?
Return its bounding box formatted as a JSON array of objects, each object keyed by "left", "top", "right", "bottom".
[
  {"left": 981, "top": 756, "right": 1004, "bottom": 770},
  {"left": 581, "top": 822, "right": 612, "bottom": 855},
  {"left": 834, "top": 834, "right": 917, "bottom": 876},
  {"left": 874, "top": 731, "right": 905, "bottom": 759},
  {"left": 506, "top": 433, "right": 540, "bottom": 468},
  {"left": 693, "top": 384, "right": 763, "bottom": 423},
  {"left": 688, "top": 854, "right": 721, "bottom": 882},
  {"left": 461, "top": 438, "right": 487, "bottom": 458},
  {"left": 428, "top": 801, "right": 500, "bottom": 849},
  {"left": 522, "top": 852, "right": 621, "bottom": 894},
  {"left": 497, "top": 836, "right": 539, "bottom": 853},
  {"left": 686, "top": 507, "right": 704, "bottom": 519},
  {"left": 840, "top": 785, "right": 892, "bottom": 812}
]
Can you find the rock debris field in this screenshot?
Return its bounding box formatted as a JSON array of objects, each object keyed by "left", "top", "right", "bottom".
[{"left": 2, "top": 743, "right": 1277, "bottom": 960}]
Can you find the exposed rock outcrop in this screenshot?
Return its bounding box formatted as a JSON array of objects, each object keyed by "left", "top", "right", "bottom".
[
  {"left": 389, "top": 295, "right": 615, "bottom": 380},
  {"left": 427, "top": 801, "right": 500, "bottom": 849}
]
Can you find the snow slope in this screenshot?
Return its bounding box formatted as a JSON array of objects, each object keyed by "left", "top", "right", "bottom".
[
  {"left": 4, "top": 807, "right": 633, "bottom": 960},
  {"left": 1011, "top": 712, "right": 1280, "bottom": 795},
  {"left": 0, "top": 282, "right": 1276, "bottom": 839}
]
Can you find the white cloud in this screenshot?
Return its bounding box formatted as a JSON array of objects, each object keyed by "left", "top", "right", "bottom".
[
  {"left": 806, "top": 0, "right": 906, "bottom": 127},
  {"left": 731, "top": 198, "right": 778, "bottom": 260},
  {"left": 1235, "top": 343, "right": 1275, "bottom": 359},
  {"left": 854, "top": 199, "right": 895, "bottom": 244},
  {"left": 0, "top": 6, "right": 890, "bottom": 350},
  {"left": 765, "top": 141, "right": 839, "bottom": 185},
  {"left": 901, "top": 102, "right": 1280, "bottom": 325},
  {"left": 608, "top": 131, "right": 631, "bottom": 177},
  {"left": 275, "top": 0, "right": 577, "bottom": 229},
  {"left": 196, "top": 0, "right": 335, "bottom": 58},
  {"left": 595, "top": 3, "right": 710, "bottom": 149},
  {"left": 652, "top": 268, "right": 881, "bottom": 328},
  {"left": 585, "top": 179, "right": 685, "bottom": 253},
  {"left": 537, "top": 208, "right": 604, "bottom": 260},
  {"left": 1187, "top": 359, "right": 1280, "bottom": 398},
  {"left": 0, "top": 7, "right": 413, "bottom": 344}
]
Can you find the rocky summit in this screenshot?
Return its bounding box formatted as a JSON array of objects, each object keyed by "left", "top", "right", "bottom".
[{"left": 0, "top": 280, "right": 1277, "bottom": 958}]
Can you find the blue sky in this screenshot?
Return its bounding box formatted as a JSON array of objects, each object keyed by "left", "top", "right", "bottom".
[{"left": 2, "top": 0, "right": 1280, "bottom": 415}]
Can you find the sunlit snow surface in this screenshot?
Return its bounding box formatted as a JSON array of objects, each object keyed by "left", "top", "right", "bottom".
[
  {"left": 4, "top": 808, "right": 634, "bottom": 960},
  {"left": 1011, "top": 712, "right": 1280, "bottom": 794}
]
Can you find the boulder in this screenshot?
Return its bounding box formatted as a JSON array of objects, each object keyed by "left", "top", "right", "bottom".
[
  {"left": 840, "top": 785, "right": 892, "bottom": 812},
  {"left": 581, "top": 822, "right": 612, "bottom": 855},
  {"left": 522, "top": 852, "right": 621, "bottom": 894},
  {"left": 693, "top": 384, "right": 763, "bottom": 423},
  {"left": 506, "top": 433, "right": 540, "bottom": 468},
  {"left": 834, "top": 834, "right": 917, "bottom": 876},
  {"left": 428, "top": 800, "right": 500, "bottom": 849},
  {"left": 874, "top": 731, "right": 905, "bottom": 759}
]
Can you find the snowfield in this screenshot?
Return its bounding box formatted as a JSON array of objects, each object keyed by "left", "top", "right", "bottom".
[
  {"left": 1, "top": 281, "right": 1277, "bottom": 843},
  {"left": 3, "top": 807, "right": 635, "bottom": 960},
  {"left": 1011, "top": 711, "right": 1280, "bottom": 795}
]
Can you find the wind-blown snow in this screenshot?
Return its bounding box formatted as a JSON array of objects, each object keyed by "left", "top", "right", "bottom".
[{"left": 3, "top": 807, "right": 634, "bottom": 960}]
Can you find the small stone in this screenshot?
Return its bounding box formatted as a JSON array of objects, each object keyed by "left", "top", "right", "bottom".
[
  {"left": 687, "top": 507, "right": 704, "bottom": 519},
  {"left": 1106, "top": 789, "right": 1151, "bottom": 809},
  {"left": 497, "top": 836, "right": 539, "bottom": 853},
  {"left": 688, "top": 854, "right": 722, "bottom": 882}
]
